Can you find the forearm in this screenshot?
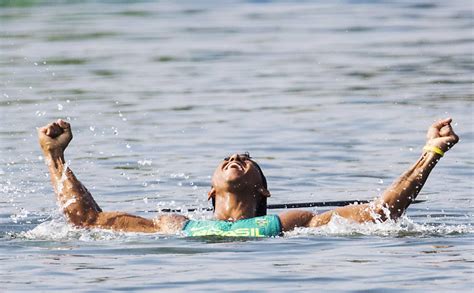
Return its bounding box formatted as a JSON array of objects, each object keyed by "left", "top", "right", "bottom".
[
  {"left": 37, "top": 119, "right": 188, "bottom": 234},
  {"left": 44, "top": 152, "right": 186, "bottom": 233},
  {"left": 376, "top": 150, "right": 440, "bottom": 219},
  {"left": 44, "top": 151, "right": 102, "bottom": 226},
  {"left": 308, "top": 151, "right": 441, "bottom": 226},
  {"left": 305, "top": 118, "right": 458, "bottom": 227}
]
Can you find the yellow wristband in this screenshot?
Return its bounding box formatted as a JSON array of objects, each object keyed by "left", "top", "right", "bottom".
[{"left": 423, "top": 145, "right": 444, "bottom": 157}]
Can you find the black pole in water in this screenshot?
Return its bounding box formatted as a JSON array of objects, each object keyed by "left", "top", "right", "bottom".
[{"left": 147, "top": 199, "right": 426, "bottom": 213}]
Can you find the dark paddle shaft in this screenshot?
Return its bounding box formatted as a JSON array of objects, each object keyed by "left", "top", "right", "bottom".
[{"left": 149, "top": 199, "right": 426, "bottom": 213}]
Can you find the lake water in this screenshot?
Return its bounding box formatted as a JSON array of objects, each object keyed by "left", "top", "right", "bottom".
[{"left": 1, "top": 0, "right": 473, "bottom": 291}]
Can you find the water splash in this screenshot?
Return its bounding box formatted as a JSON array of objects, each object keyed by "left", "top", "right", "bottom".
[
  {"left": 10, "top": 208, "right": 29, "bottom": 223},
  {"left": 284, "top": 214, "right": 473, "bottom": 238},
  {"left": 17, "top": 219, "right": 160, "bottom": 241},
  {"left": 20, "top": 219, "right": 73, "bottom": 240},
  {"left": 138, "top": 159, "right": 152, "bottom": 166},
  {"left": 55, "top": 160, "right": 70, "bottom": 194},
  {"left": 12, "top": 212, "right": 472, "bottom": 242},
  {"left": 61, "top": 197, "right": 77, "bottom": 209}
]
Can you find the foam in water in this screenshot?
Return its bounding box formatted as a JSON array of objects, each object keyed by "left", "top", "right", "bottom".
[
  {"left": 284, "top": 214, "right": 473, "bottom": 238},
  {"left": 16, "top": 213, "right": 473, "bottom": 242},
  {"left": 10, "top": 208, "right": 30, "bottom": 223},
  {"left": 18, "top": 218, "right": 168, "bottom": 241}
]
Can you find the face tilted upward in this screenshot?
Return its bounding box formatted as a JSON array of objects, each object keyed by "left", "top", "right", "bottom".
[
  {"left": 209, "top": 153, "right": 270, "bottom": 217},
  {"left": 212, "top": 153, "right": 264, "bottom": 190}
]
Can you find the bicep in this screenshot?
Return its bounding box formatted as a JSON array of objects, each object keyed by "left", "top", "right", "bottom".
[
  {"left": 309, "top": 203, "right": 376, "bottom": 227},
  {"left": 93, "top": 212, "right": 188, "bottom": 234},
  {"left": 94, "top": 212, "right": 158, "bottom": 233},
  {"left": 278, "top": 210, "right": 339, "bottom": 231},
  {"left": 279, "top": 203, "right": 376, "bottom": 231},
  {"left": 278, "top": 210, "right": 315, "bottom": 231},
  {"left": 331, "top": 203, "right": 376, "bottom": 223}
]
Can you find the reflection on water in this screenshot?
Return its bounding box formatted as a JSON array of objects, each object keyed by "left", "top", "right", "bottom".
[{"left": 0, "top": 0, "right": 473, "bottom": 291}]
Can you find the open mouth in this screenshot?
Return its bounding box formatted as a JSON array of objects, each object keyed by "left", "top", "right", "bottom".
[{"left": 226, "top": 162, "right": 244, "bottom": 171}]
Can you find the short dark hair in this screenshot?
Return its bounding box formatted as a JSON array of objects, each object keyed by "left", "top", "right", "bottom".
[
  {"left": 211, "top": 157, "right": 268, "bottom": 216},
  {"left": 250, "top": 158, "right": 268, "bottom": 216}
]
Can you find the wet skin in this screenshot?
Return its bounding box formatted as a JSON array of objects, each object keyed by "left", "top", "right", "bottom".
[
  {"left": 37, "top": 118, "right": 459, "bottom": 233},
  {"left": 209, "top": 153, "right": 270, "bottom": 221}
]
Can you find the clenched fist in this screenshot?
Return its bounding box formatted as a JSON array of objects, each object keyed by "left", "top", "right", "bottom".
[
  {"left": 38, "top": 119, "right": 73, "bottom": 155},
  {"left": 426, "top": 118, "right": 459, "bottom": 153}
]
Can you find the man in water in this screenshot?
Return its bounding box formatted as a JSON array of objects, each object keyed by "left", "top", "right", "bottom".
[{"left": 38, "top": 118, "right": 458, "bottom": 237}]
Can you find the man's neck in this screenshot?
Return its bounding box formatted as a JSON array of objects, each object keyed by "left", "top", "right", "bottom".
[{"left": 213, "top": 192, "right": 258, "bottom": 221}]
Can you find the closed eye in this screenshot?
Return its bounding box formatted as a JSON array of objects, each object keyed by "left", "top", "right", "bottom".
[{"left": 223, "top": 153, "right": 252, "bottom": 161}]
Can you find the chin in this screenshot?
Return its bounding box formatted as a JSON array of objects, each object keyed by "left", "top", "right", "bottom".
[
  {"left": 224, "top": 173, "right": 243, "bottom": 183},
  {"left": 223, "top": 169, "right": 245, "bottom": 182}
]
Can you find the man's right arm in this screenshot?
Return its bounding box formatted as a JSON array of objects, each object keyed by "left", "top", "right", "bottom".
[{"left": 38, "top": 119, "right": 188, "bottom": 233}]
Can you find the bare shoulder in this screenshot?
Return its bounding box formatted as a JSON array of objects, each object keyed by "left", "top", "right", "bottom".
[
  {"left": 154, "top": 214, "right": 189, "bottom": 234},
  {"left": 278, "top": 210, "right": 314, "bottom": 232}
]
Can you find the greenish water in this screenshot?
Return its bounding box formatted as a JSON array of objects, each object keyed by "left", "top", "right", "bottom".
[{"left": 1, "top": 0, "right": 473, "bottom": 291}]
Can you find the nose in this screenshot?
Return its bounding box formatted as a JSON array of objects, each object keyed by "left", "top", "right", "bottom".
[{"left": 229, "top": 154, "right": 241, "bottom": 162}]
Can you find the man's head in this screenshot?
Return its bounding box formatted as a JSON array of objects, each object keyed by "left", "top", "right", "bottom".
[{"left": 208, "top": 153, "right": 270, "bottom": 218}]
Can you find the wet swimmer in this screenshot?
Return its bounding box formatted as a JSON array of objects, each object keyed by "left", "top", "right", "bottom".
[{"left": 38, "top": 118, "right": 459, "bottom": 237}]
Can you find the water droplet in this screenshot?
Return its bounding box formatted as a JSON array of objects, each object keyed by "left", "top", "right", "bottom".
[
  {"left": 57, "top": 104, "right": 63, "bottom": 111},
  {"left": 138, "top": 160, "right": 152, "bottom": 166}
]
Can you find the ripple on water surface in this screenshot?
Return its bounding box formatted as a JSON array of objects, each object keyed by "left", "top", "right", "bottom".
[{"left": 0, "top": 0, "right": 473, "bottom": 291}]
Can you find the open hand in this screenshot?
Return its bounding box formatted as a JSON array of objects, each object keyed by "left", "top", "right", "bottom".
[
  {"left": 426, "top": 118, "right": 459, "bottom": 153},
  {"left": 38, "top": 119, "right": 73, "bottom": 155}
]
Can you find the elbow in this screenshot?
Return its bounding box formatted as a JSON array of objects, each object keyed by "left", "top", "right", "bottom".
[
  {"left": 308, "top": 212, "right": 333, "bottom": 228},
  {"left": 63, "top": 208, "right": 100, "bottom": 228},
  {"left": 371, "top": 202, "right": 403, "bottom": 222}
]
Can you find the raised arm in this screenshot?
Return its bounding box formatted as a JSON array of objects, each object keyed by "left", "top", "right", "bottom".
[
  {"left": 279, "top": 118, "right": 459, "bottom": 231},
  {"left": 38, "top": 119, "right": 187, "bottom": 233}
]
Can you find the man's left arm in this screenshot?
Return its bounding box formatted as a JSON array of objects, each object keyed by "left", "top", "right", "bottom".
[{"left": 279, "top": 118, "right": 459, "bottom": 231}]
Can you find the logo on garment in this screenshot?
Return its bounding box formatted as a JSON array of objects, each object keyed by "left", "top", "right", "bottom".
[
  {"left": 189, "top": 227, "right": 263, "bottom": 237},
  {"left": 255, "top": 218, "right": 268, "bottom": 227}
]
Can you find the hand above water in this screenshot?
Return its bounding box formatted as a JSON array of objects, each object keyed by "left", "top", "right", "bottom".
[
  {"left": 38, "top": 119, "right": 73, "bottom": 156},
  {"left": 425, "top": 118, "right": 459, "bottom": 153}
]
